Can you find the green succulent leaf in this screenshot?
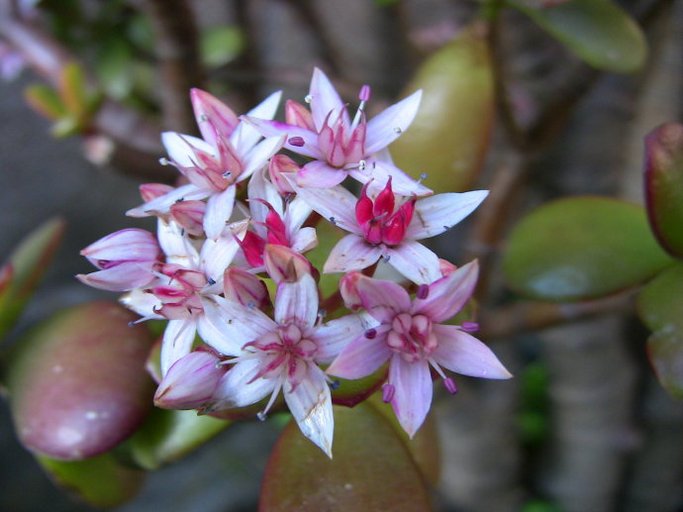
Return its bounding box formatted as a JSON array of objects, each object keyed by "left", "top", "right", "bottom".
[
  {"left": 509, "top": 0, "right": 647, "bottom": 73},
  {"left": 37, "top": 453, "right": 144, "bottom": 508},
  {"left": 637, "top": 263, "right": 683, "bottom": 333},
  {"left": 24, "top": 84, "right": 68, "bottom": 120},
  {"left": 647, "top": 328, "right": 683, "bottom": 399},
  {"left": 0, "top": 218, "right": 65, "bottom": 339},
  {"left": 644, "top": 123, "right": 683, "bottom": 257},
  {"left": 391, "top": 24, "right": 494, "bottom": 193},
  {"left": 260, "top": 402, "right": 432, "bottom": 511},
  {"left": 201, "top": 26, "right": 244, "bottom": 68},
  {"left": 503, "top": 197, "right": 673, "bottom": 301}
]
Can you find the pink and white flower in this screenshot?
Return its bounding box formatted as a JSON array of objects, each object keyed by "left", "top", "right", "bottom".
[
  {"left": 294, "top": 179, "right": 488, "bottom": 284},
  {"left": 127, "top": 89, "right": 284, "bottom": 239},
  {"left": 246, "top": 68, "right": 431, "bottom": 196},
  {"left": 204, "top": 272, "right": 364, "bottom": 457},
  {"left": 327, "top": 261, "right": 512, "bottom": 437}
]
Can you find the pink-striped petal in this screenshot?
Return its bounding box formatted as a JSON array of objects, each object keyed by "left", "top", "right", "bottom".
[
  {"left": 211, "top": 296, "right": 276, "bottom": 348},
  {"left": 154, "top": 350, "right": 226, "bottom": 409},
  {"left": 405, "top": 191, "right": 488, "bottom": 240},
  {"left": 162, "top": 131, "right": 216, "bottom": 166},
  {"left": 432, "top": 324, "right": 512, "bottom": 379},
  {"left": 294, "top": 185, "right": 361, "bottom": 234},
  {"left": 212, "top": 358, "right": 276, "bottom": 408},
  {"left": 160, "top": 318, "right": 197, "bottom": 376},
  {"left": 389, "top": 356, "right": 432, "bottom": 438},
  {"left": 81, "top": 228, "right": 159, "bottom": 265},
  {"left": 203, "top": 186, "right": 236, "bottom": 239},
  {"left": 297, "top": 160, "right": 347, "bottom": 189},
  {"left": 290, "top": 227, "right": 318, "bottom": 254},
  {"left": 323, "top": 234, "right": 383, "bottom": 274},
  {"left": 412, "top": 260, "right": 478, "bottom": 322},
  {"left": 157, "top": 219, "right": 200, "bottom": 267},
  {"left": 284, "top": 364, "right": 334, "bottom": 457},
  {"left": 284, "top": 196, "right": 313, "bottom": 233},
  {"left": 311, "top": 314, "right": 365, "bottom": 363},
  {"left": 325, "top": 331, "right": 391, "bottom": 379},
  {"left": 190, "top": 88, "right": 239, "bottom": 146},
  {"left": 75, "top": 263, "right": 155, "bottom": 292},
  {"left": 230, "top": 90, "right": 282, "bottom": 151},
  {"left": 384, "top": 241, "right": 441, "bottom": 285},
  {"left": 126, "top": 183, "right": 207, "bottom": 218},
  {"left": 119, "top": 289, "right": 163, "bottom": 318},
  {"left": 349, "top": 273, "right": 411, "bottom": 317},
  {"left": 309, "top": 67, "right": 348, "bottom": 132},
  {"left": 196, "top": 299, "right": 244, "bottom": 357},
  {"left": 274, "top": 273, "right": 318, "bottom": 328},
  {"left": 365, "top": 90, "right": 422, "bottom": 154}
]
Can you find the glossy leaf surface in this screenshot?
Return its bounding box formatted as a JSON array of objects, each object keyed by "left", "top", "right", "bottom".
[
  {"left": 503, "top": 197, "right": 672, "bottom": 301},
  {"left": 6, "top": 301, "right": 155, "bottom": 459},
  {"left": 391, "top": 24, "right": 494, "bottom": 193},
  {"left": 644, "top": 123, "right": 683, "bottom": 257},
  {"left": 510, "top": 0, "right": 647, "bottom": 73},
  {"left": 637, "top": 263, "right": 683, "bottom": 333},
  {"left": 260, "top": 403, "right": 431, "bottom": 511},
  {"left": 37, "top": 453, "right": 144, "bottom": 508},
  {"left": 647, "top": 329, "right": 683, "bottom": 399}
]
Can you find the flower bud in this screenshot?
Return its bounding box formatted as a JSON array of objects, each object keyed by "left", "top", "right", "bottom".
[
  {"left": 224, "top": 267, "right": 271, "bottom": 310},
  {"left": 263, "top": 245, "right": 312, "bottom": 283},
  {"left": 268, "top": 154, "right": 300, "bottom": 195}
]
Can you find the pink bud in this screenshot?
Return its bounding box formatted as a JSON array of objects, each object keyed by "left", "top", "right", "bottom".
[
  {"left": 264, "top": 245, "right": 312, "bottom": 283},
  {"left": 285, "top": 99, "right": 315, "bottom": 130},
  {"left": 154, "top": 349, "right": 226, "bottom": 410},
  {"left": 438, "top": 259, "right": 458, "bottom": 277},
  {"left": 170, "top": 200, "right": 206, "bottom": 236},
  {"left": 190, "top": 88, "right": 239, "bottom": 145},
  {"left": 268, "top": 155, "right": 299, "bottom": 195},
  {"left": 339, "top": 271, "right": 364, "bottom": 311},
  {"left": 139, "top": 183, "right": 174, "bottom": 203},
  {"left": 224, "top": 267, "right": 271, "bottom": 309}
]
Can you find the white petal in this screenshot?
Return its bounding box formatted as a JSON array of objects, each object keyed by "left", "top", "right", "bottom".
[
  {"left": 284, "top": 196, "right": 313, "bottom": 233},
  {"left": 311, "top": 314, "right": 366, "bottom": 364},
  {"left": 365, "top": 89, "right": 422, "bottom": 154},
  {"left": 247, "top": 167, "right": 282, "bottom": 234},
  {"left": 290, "top": 227, "right": 318, "bottom": 253},
  {"left": 405, "top": 191, "right": 488, "bottom": 240},
  {"left": 244, "top": 117, "right": 322, "bottom": 159},
  {"left": 126, "top": 183, "right": 207, "bottom": 218},
  {"left": 162, "top": 132, "right": 216, "bottom": 166},
  {"left": 76, "top": 263, "right": 154, "bottom": 292},
  {"left": 364, "top": 159, "right": 432, "bottom": 197},
  {"left": 385, "top": 241, "right": 441, "bottom": 285},
  {"left": 200, "top": 223, "right": 244, "bottom": 283},
  {"left": 432, "top": 325, "right": 512, "bottom": 379},
  {"left": 240, "top": 135, "right": 285, "bottom": 182},
  {"left": 196, "top": 299, "right": 243, "bottom": 356},
  {"left": 161, "top": 318, "right": 197, "bottom": 376},
  {"left": 119, "top": 289, "right": 163, "bottom": 318},
  {"left": 212, "top": 296, "right": 276, "bottom": 346},
  {"left": 230, "top": 91, "right": 282, "bottom": 151},
  {"left": 213, "top": 358, "right": 276, "bottom": 408},
  {"left": 284, "top": 364, "right": 334, "bottom": 457},
  {"left": 323, "top": 234, "right": 383, "bottom": 274},
  {"left": 412, "top": 260, "right": 478, "bottom": 323},
  {"left": 325, "top": 331, "right": 391, "bottom": 379},
  {"left": 274, "top": 273, "right": 319, "bottom": 327},
  {"left": 297, "top": 161, "right": 347, "bottom": 189},
  {"left": 389, "top": 356, "right": 432, "bottom": 438},
  {"left": 157, "top": 218, "right": 200, "bottom": 267},
  {"left": 294, "top": 185, "right": 361, "bottom": 234},
  {"left": 309, "top": 67, "right": 347, "bottom": 132},
  {"left": 203, "top": 186, "right": 236, "bottom": 239}
]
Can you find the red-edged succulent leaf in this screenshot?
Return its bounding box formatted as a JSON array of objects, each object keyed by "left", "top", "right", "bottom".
[
  {"left": 644, "top": 123, "right": 683, "bottom": 258},
  {"left": 37, "top": 452, "right": 144, "bottom": 508},
  {"left": 647, "top": 329, "right": 683, "bottom": 399},
  {"left": 391, "top": 24, "right": 494, "bottom": 193},
  {"left": 125, "top": 408, "right": 231, "bottom": 470},
  {"left": 330, "top": 365, "right": 387, "bottom": 407},
  {"left": 0, "top": 217, "right": 65, "bottom": 339},
  {"left": 510, "top": 0, "right": 647, "bottom": 73},
  {"left": 5, "top": 301, "right": 156, "bottom": 460},
  {"left": 260, "top": 402, "right": 432, "bottom": 512},
  {"left": 503, "top": 197, "right": 672, "bottom": 301}
]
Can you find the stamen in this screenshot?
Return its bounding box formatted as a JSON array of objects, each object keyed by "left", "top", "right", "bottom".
[
  {"left": 199, "top": 114, "right": 208, "bottom": 122},
  {"left": 416, "top": 284, "right": 429, "bottom": 300},
  {"left": 288, "top": 136, "right": 305, "bottom": 147},
  {"left": 382, "top": 383, "right": 395, "bottom": 403},
  {"left": 358, "top": 84, "right": 371, "bottom": 103},
  {"left": 257, "top": 380, "right": 283, "bottom": 421},
  {"left": 328, "top": 379, "right": 341, "bottom": 390},
  {"left": 461, "top": 321, "right": 480, "bottom": 333},
  {"left": 207, "top": 277, "right": 217, "bottom": 286},
  {"left": 418, "top": 172, "right": 428, "bottom": 183},
  {"left": 256, "top": 411, "right": 267, "bottom": 422},
  {"left": 223, "top": 171, "right": 232, "bottom": 177},
  {"left": 329, "top": 216, "right": 336, "bottom": 225},
  {"left": 304, "top": 94, "right": 312, "bottom": 104},
  {"left": 444, "top": 377, "right": 458, "bottom": 394},
  {"left": 159, "top": 157, "right": 170, "bottom": 166}
]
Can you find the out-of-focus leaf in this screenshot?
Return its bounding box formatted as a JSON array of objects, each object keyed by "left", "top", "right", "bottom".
[
  {"left": 306, "top": 217, "right": 343, "bottom": 299},
  {"left": 637, "top": 263, "right": 683, "bottom": 332},
  {"left": 391, "top": 24, "right": 494, "bottom": 193},
  {"left": 260, "top": 403, "right": 431, "bottom": 511},
  {"left": 59, "top": 61, "right": 89, "bottom": 118},
  {"left": 503, "top": 197, "right": 672, "bottom": 301},
  {"left": 125, "top": 408, "right": 230, "bottom": 470},
  {"left": 24, "top": 84, "right": 67, "bottom": 120},
  {"left": 644, "top": 123, "right": 683, "bottom": 257},
  {"left": 96, "top": 38, "right": 134, "bottom": 100},
  {"left": 648, "top": 329, "right": 683, "bottom": 399},
  {"left": 5, "top": 301, "right": 156, "bottom": 460},
  {"left": 509, "top": 0, "right": 647, "bottom": 73},
  {"left": 200, "top": 26, "right": 244, "bottom": 68},
  {"left": 367, "top": 394, "right": 441, "bottom": 486},
  {"left": 0, "top": 218, "right": 65, "bottom": 339},
  {"left": 37, "top": 452, "right": 144, "bottom": 508}
]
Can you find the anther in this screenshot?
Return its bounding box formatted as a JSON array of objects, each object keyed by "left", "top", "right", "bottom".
[
  {"left": 416, "top": 284, "right": 429, "bottom": 300},
  {"left": 199, "top": 114, "right": 208, "bottom": 122},
  {"left": 256, "top": 411, "right": 267, "bottom": 421},
  {"left": 365, "top": 328, "right": 377, "bottom": 339},
  {"left": 358, "top": 159, "right": 367, "bottom": 171},
  {"left": 461, "top": 321, "right": 479, "bottom": 333},
  {"left": 329, "top": 216, "right": 336, "bottom": 225},
  {"left": 304, "top": 94, "right": 312, "bottom": 104},
  {"left": 159, "top": 157, "right": 170, "bottom": 166},
  {"left": 328, "top": 380, "right": 341, "bottom": 391},
  {"left": 444, "top": 377, "right": 458, "bottom": 394},
  {"left": 358, "top": 84, "right": 371, "bottom": 103},
  {"left": 207, "top": 277, "right": 217, "bottom": 286},
  {"left": 223, "top": 171, "right": 232, "bottom": 177},
  {"left": 288, "top": 136, "right": 305, "bottom": 147},
  {"left": 419, "top": 172, "right": 428, "bottom": 181},
  {"left": 382, "top": 383, "right": 395, "bottom": 403}
]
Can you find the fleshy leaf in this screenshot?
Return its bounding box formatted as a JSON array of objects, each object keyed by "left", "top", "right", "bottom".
[
  {"left": 125, "top": 408, "right": 231, "bottom": 470},
  {"left": 0, "top": 217, "right": 65, "bottom": 339},
  {"left": 391, "top": 24, "right": 494, "bottom": 193},
  {"left": 5, "top": 301, "right": 156, "bottom": 460},
  {"left": 647, "top": 329, "right": 683, "bottom": 399},
  {"left": 637, "top": 263, "right": 683, "bottom": 333},
  {"left": 37, "top": 453, "right": 144, "bottom": 508},
  {"left": 24, "top": 84, "right": 67, "bottom": 120},
  {"left": 510, "top": 0, "right": 647, "bottom": 73},
  {"left": 201, "top": 26, "right": 244, "bottom": 68},
  {"left": 330, "top": 365, "right": 388, "bottom": 407},
  {"left": 503, "top": 197, "right": 672, "bottom": 301},
  {"left": 260, "top": 402, "right": 431, "bottom": 511},
  {"left": 644, "top": 123, "right": 683, "bottom": 257}
]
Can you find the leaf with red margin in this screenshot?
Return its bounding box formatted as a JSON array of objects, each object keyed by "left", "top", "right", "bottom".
[
  {"left": 260, "top": 402, "right": 432, "bottom": 512},
  {"left": 644, "top": 123, "right": 683, "bottom": 258}
]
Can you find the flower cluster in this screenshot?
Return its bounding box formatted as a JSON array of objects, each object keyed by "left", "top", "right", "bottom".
[{"left": 78, "top": 68, "right": 511, "bottom": 457}]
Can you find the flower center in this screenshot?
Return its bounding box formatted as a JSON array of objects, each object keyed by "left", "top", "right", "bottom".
[
  {"left": 355, "top": 179, "right": 416, "bottom": 246},
  {"left": 151, "top": 265, "right": 207, "bottom": 319},
  {"left": 386, "top": 313, "right": 437, "bottom": 363}
]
